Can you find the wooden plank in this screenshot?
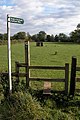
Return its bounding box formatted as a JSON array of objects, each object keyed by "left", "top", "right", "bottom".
[
  {"left": 76, "top": 67, "right": 80, "bottom": 71},
  {"left": 0, "top": 72, "right": 8, "bottom": 76},
  {"left": 15, "top": 64, "right": 65, "bottom": 70},
  {"left": 17, "top": 63, "right": 27, "bottom": 67},
  {"left": 12, "top": 73, "right": 27, "bottom": 77},
  {"left": 65, "top": 63, "right": 69, "bottom": 94},
  {"left": 29, "top": 77, "right": 65, "bottom": 82},
  {"left": 29, "top": 66, "right": 65, "bottom": 70},
  {"left": 75, "top": 89, "right": 80, "bottom": 92},
  {"left": 43, "top": 82, "right": 51, "bottom": 95},
  {"left": 76, "top": 78, "right": 80, "bottom": 82},
  {"left": 0, "top": 72, "right": 27, "bottom": 77}
]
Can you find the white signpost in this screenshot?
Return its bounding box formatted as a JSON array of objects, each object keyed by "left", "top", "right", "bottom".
[{"left": 7, "top": 14, "right": 24, "bottom": 93}]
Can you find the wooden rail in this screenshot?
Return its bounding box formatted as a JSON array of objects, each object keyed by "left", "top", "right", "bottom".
[
  {"left": 17, "top": 63, "right": 65, "bottom": 70},
  {"left": 0, "top": 42, "right": 69, "bottom": 94},
  {"left": 0, "top": 63, "right": 69, "bottom": 94},
  {"left": 29, "top": 66, "right": 65, "bottom": 70},
  {"left": 76, "top": 67, "right": 80, "bottom": 71},
  {"left": 0, "top": 72, "right": 27, "bottom": 77},
  {"left": 29, "top": 78, "right": 65, "bottom": 82}
]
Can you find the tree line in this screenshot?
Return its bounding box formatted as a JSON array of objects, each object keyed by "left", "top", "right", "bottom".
[{"left": 0, "top": 24, "right": 80, "bottom": 43}]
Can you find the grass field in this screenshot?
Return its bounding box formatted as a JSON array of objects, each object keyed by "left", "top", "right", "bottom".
[
  {"left": 0, "top": 42, "right": 80, "bottom": 69},
  {"left": 1, "top": 42, "right": 80, "bottom": 120},
  {"left": 0, "top": 42, "right": 80, "bottom": 90}
]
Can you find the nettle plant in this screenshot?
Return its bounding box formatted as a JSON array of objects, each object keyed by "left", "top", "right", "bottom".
[{"left": 0, "top": 74, "right": 27, "bottom": 98}]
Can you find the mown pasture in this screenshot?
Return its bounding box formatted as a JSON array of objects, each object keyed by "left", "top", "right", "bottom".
[
  {"left": 1, "top": 42, "right": 80, "bottom": 120},
  {"left": 0, "top": 42, "right": 80, "bottom": 91}
]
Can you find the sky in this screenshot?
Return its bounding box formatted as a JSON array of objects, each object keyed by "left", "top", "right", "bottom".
[{"left": 0, "top": 0, "right": 80, "bottom": 35}]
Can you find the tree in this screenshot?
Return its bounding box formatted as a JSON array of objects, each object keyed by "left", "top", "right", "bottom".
[
  {"left": 70, "top": 29, "right": 80, "bottom": 43},
  {"left": 69, "top": 23, "right": 80, "bottom": 43},
  {"left": 46, "top": 34, "right": 54, "bottom": 42},
  {"left": 54, "top": 35, "right": 59, "bottom": 42},
  {"left": 58, "top": 33, "right": 68, "bottom": 42},
  {"left": 46, "top": 35, "right": 51, "bottom": 42},
  {"left": 26, "top": 32, "right": 31, "bottom": 41},
  {"left": 37, "top": 31, "right": 46, "bottom": 42},
  {"left": 0, "top": 33, "right": 3, "bottom": 40},
  {"left": 3, "top": 33, "right": 7, "bottom": 40},
  {"left": 12, "top": 32, "right": 26, "bottom": 40},
  {"left": 50, "top": 34, "right": 54, "bottom": 42},
  {"left": 77, "top": 23, "right": 80, "bottom": 29},
  {"left": 31, "top": 34, "right": 37, "bottom": 42},
  {"left": 17, "top": 32, "right": 26, "bottom": 39}
]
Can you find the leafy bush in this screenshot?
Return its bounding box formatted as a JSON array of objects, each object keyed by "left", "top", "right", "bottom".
[
  {"left": 0, "top": 91, "right": 53, "bottom": 120},
  {"left": 0, "top": 75, "right": 80, "bottom": 120},
  {"left": 0, "top": 74, "right": 9, "bottom": 97}
]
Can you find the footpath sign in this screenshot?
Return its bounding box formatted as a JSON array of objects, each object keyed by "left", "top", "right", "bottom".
[
  {"left": 7, "top": 14, "right": 24, "bottom": 93},
  {"left": 10, "top": 17, "right": 24, "bottom": 24}
]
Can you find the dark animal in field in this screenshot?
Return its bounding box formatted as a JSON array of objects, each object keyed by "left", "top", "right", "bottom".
[
  {"left": 54, "top": 51, "right": 57, "bottom": 55},
  {"left": 50, "top": 51, "right": 58, "bottom": 56}
]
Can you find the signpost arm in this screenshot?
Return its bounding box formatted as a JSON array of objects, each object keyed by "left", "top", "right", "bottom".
[{"left": 7, "top": 14, "right": 12, "bottom": 94}]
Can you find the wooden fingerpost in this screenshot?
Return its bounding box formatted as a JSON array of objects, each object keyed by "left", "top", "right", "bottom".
[
  {"left": 69, "top": 56, "right": 77, "bottom": 96},
  {"left": 15, "top": 61, "right": 19, "bottom": 84},
  {"left": 25, "top": 41, "right": 30, "bottom": 88},
  {"left": 65, "top": 63, "right": 69, "bottom": 95}
]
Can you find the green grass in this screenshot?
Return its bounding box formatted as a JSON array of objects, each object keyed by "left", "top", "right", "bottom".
[
  {"left": 0, "top": 42, "right": 80, "bottom": 70},
  {"left": 0, "top": 42, "right": 80, "bottom": 91},
  {"left": 1, "top": 90, "right": 80, "bottom": 120},
  {"left": 1, "top": 42, "right": 80, "bottom": 119},
  {"left": 0, "top": 43, "right": 25, "bottom": 72}
]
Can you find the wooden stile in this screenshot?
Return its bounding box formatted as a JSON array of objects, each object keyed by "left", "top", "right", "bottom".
[{"left": 0, "top": 42, "right": 69, "bottom": 94}]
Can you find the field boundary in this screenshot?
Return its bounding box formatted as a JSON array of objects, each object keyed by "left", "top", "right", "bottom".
[{"left": 0, "top": 42, "right": 69, "bottom": 94}]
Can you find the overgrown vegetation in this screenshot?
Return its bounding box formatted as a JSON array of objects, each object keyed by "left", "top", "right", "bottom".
[
  {"left": 0, "top": 75, "right": 80, "bottom": 120},
  {"left": 0, "top": 42, "right": 80, "bottom": 119}
]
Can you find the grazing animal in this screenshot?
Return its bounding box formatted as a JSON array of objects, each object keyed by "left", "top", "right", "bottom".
[{"left": 54, "top": 51, "right": 57, "bottom": 55}]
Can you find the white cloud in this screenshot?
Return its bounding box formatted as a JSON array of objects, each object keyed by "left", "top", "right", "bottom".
[{"left": 0, "top": 0, "right": 80, "bottom": 35}]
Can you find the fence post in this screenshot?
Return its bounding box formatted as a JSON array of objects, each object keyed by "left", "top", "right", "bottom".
[
  {"left": 25, "top": 41, "right": 30, "bottom": 88},
  {"left": 69, "top": 56, "right": 77, "bottom": 96},
  {"left": 65, "top": 63, "right": 69, "bottom": 94},
  {"left": 15, "top": 61, "right": 19, "bottom": 84}
]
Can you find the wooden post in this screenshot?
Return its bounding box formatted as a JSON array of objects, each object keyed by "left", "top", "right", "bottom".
[
  {"left": 41, "top": 42, "right": 43, "bottom": 46},
  {"left": 25, "top": 41, "right": 30, "bottom": 88},
  {"left": 15, "top": 62, "right": 19, "bottom": 84},
  {"left": 69, "top": 56, "right": 77, "bottom": 96},
  {"left": 65, "top": 63, "right": 69, "bottom": 94}
]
